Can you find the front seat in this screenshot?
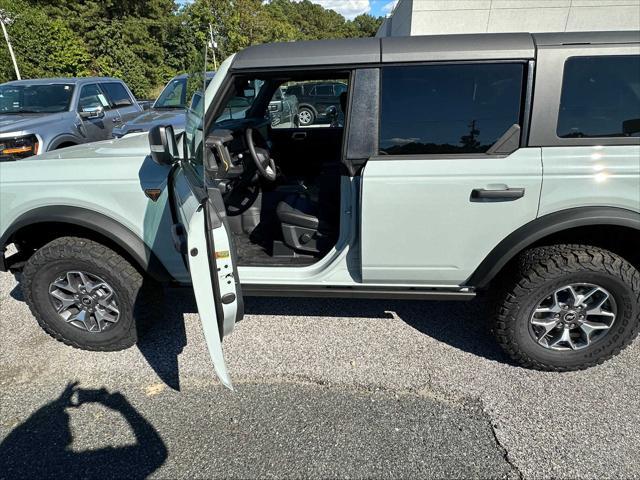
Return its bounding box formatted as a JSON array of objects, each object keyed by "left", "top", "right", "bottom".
[{"left": 276, "top": 162, "right": 340, "bottom": 254}]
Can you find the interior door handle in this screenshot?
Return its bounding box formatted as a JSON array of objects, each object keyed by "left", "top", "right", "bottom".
[
  {"left": 291, "top": 132, "right": 307, "bottom": 140},
  {"left": 471, "top": 187, "right": 525, "bottom": 201}
]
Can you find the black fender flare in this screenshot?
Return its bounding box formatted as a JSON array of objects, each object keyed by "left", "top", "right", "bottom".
[
  {"left": 0, "top": 205, "right": 172, "bottom": 282},
  {"left": 467, "top": 206, "right": 640, "bottom": 290}
]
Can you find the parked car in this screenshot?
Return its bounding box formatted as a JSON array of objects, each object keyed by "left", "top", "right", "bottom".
[
  {"left": 285, "top": 81, "right": 347, "bottom": 126},
  {"left": 0, "top": 77, "right": 141, "bottom": 160},
  {"left": 112, "top": 72, "right": 215, "bottom": 138},
  {"left": 1, "top": 32, "right": 639, "bottom": 389},
  {"left": 268, "top": 87, "right": 299, "bottom": 128}
]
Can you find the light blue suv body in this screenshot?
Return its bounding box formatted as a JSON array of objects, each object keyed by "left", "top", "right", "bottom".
[{"left": 0, "top": 32, "right": 639, "bottom": 386}]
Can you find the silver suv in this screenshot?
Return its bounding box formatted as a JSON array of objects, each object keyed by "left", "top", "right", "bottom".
[
  {"left": 0, "top": 31, "right": 638, "bottom": 388},
  {"left": 0, "top": 77, "right": 141, "bottom": 160}
]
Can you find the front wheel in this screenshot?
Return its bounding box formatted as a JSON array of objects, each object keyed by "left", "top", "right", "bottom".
[
  {"left": 22, "top": 237, "right": 160, "bottom": 351},
  {"left": 494, "top": 244, "right": 640, "bottom": 371}
]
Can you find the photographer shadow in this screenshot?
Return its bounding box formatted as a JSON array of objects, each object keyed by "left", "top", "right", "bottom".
[{"left": 0, "top": 382, "right": 167, "bottom": 480}]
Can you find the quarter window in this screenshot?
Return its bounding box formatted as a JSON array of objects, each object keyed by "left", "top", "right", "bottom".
[
  {"left": 379, "top": 63, "right": 525, "bottom": 155},
  {"left": 557, "top": 56, "right": 640, "bottom": 138}
]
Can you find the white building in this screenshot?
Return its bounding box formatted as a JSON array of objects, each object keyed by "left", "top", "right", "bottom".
[{"left": 377, "top": 0, "right": 640, "bottom": 37}]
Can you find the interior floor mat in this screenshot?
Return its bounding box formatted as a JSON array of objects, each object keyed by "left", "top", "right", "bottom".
[{"left": 233, "top": 233, "right": 316, "bottom": 267}]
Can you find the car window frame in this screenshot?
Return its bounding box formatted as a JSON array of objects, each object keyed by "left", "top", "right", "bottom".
[
  {"left": 377, "top": 60, "right": 530, "bottom": 158},
  {"left": 529, "top": 45, "right": 640, "bottom": 147}
]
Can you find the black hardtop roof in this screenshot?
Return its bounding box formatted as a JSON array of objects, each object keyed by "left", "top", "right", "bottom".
[{"left": 231, "top": 31, "right": 639, "bottom": 70}]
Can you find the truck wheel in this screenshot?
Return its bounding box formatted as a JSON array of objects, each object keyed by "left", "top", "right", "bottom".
[
  {"left": 298, "top": 107, "right": 315, "bottom": 126},
  {"left": 494, "top": 244, "right": 640, "bottom": 371},
  {"left": 22, "top": 237, "right": 159, "bottom": 351}
]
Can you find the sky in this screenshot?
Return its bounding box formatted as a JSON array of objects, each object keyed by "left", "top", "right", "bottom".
[
  {"left": 310, "top": 0, "right": 398, "bottom": 19},
  {"left": 177, "top": 0, "right": 399, "bottom": 19}
]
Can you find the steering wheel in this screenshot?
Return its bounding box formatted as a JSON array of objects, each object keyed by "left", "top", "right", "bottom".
[{"left": 245, "top": 127, "right": 277, "bottom": 181}]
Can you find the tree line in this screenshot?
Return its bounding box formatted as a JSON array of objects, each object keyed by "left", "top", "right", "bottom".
[{"left": 0, "top": 0, "right": 382, "bottom": 98}]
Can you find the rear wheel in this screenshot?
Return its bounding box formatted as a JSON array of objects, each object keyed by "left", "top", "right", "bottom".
[
  {"left": 298, "top": 107, "right": 315, "bottom": 126},
  {"left": 494, "top": 244, "right": 640, "bottom": 371},
  {"left": 22, "top": 237, "right": 160, "bottom": 351}
]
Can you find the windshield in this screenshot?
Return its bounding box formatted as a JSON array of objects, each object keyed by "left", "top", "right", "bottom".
[
  {"left": 214, "top": 79, "right": 265, "bottom": 124},
  {"left": 154, "top": 78, "right": 187, "bottom": 109},
  {"left": 0, "top": 84, "right": 74, "bottom": 114}
]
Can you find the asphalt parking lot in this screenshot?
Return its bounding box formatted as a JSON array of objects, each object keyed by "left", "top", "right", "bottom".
[{"left": 1, "top": 269, "right": 639, "bottom": 479}]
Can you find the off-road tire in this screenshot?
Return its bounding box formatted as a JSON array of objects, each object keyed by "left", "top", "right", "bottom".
[
  {"left": 22, "top": 237, "right": 161, "bottom": 351},
  {"left": 494, "top": 244, "right": 640, "bottom": 371}
]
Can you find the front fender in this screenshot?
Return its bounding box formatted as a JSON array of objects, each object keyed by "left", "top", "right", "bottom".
[
  {"left": 48, "top": 133, "right": 83, "bottom": 151},
  {"left": 0, "top": 205, "right": 172, "bottom": 282}
]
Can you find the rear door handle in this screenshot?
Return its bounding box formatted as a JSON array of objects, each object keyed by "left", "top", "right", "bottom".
[
  {"left": 471, "top": 188, "right": 525, "bottom": 201},
  {"left": 291, "top": 132, "right": 307, "bottom": 140}
]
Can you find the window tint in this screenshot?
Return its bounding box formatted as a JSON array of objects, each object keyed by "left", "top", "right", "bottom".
[
  {"left": 315, "top": 85, "right": 333, "bottom": 95},
  {"left": 334, "top": 83, "right": 347, "bottom": 95},
  {"left": 101, "top": 82, "right": 133, "bottom": 108},
  {"left": 380, "top": 63, "right": 524, "bottom": 155},
  {"left": 557, "top": 56, "right": 640, "bottom": 138},
  {"left": 78, "top": 84, "right": 110, "bottom": 111}
]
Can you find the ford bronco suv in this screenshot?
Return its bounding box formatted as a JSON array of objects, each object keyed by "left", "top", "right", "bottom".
[{"left": 1, "top": 32, "right": 639, "bottom": 389}]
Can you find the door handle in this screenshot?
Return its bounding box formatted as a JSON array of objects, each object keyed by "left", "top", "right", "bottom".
[
  {"left": 291, "top": 132, "right": 307, "bottom": 140},
  {"left": 471, "top": 187, "right": 525, "bottom": 202}
]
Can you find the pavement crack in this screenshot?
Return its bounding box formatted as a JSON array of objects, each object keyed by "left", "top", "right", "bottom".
[{"left": 484, "top": 406, "right": 524, "bottom": 480}]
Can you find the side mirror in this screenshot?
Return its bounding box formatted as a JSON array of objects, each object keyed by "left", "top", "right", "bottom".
[
  {"left": 138, "top": 100, "right": 153, "bottom": 111},
  {"left": 148, "top": 125, "right": 178, "bottom": 166},
  {"left": 79, "top": 105, "right": 104, "bottom": 119},
  {"left": 326, "top": 105, "right": 338, "bottom": 118}
]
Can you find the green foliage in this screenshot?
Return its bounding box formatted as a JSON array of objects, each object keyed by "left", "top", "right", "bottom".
[{"left": 0, "top": 0, "right": 383, "bottom": 97}]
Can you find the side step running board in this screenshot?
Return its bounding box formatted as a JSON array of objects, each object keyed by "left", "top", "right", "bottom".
[{"left": 241, "top": 284, "right": 475, "bottom": 301}]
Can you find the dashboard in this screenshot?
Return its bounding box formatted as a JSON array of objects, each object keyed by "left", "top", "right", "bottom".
[{"left": 204, "top": 118, "right": 271, "bottom": 181}]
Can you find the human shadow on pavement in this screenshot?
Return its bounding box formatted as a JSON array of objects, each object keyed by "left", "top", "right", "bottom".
[
  {"left": 243, "top": 296, "right": 509, "bottom": 364},
  {"left": 0, "top": 382, "right": 167, "bottom": 480}
]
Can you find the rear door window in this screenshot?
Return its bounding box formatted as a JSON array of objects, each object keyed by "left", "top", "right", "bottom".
[
  {"left": 379, "top": 63, "right": 525, "bottom": 155},
  {"left": 315, "top": 85, "right": 333, "bottom": 96},
  {"left": 557, "top": 55, "right": 640, "bottom": 138},
  {"left": 101, "top": 82, "right": 134, "bottom": 108}
]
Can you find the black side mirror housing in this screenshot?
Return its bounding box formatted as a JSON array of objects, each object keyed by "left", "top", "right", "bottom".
[{"left": 148, "top": 125, "right": 178, "bottom": 166}]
